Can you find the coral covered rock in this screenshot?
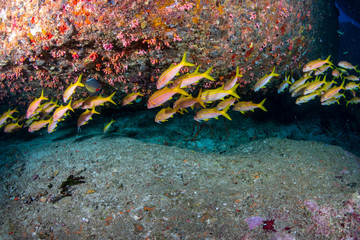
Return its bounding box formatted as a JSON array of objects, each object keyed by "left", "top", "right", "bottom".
[{"left": 0, "top": 0, "right": 339, "bottom": 108}]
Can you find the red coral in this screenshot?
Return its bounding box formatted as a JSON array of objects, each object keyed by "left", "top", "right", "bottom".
[
  {"left": 88, "top": 52, "right": 98, "bottom": 61},
  {"left": 263, "top": 219, "right": 276, "bottom": 232}
]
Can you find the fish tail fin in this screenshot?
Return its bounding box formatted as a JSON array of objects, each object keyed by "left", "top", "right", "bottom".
[
  {"left": 67, "top": 99, "right": 74, "bottom": 112},
  {"left": 355, "top": 65, "right": 360, "bottom": 74},
  {"left": 221, "top": 105, "right": 232, "bottom": 121},
  {"left": 138, "top": 92, "right": 144, "bottom": 97},
  {"left": 40, "top": 89, "right": 48, "bottom": 101},
  {"left": 107, "top": 92, "right": 117, "bottom": 105},
  {"left": 340, "top": 80, "right": 346, "bottom": 89},
  {"left": 285, "top": 75, "right": 292, "bottom": 85},
  {"left": 346, "top": 100, "right": 350, "bottom": 107},
  {"left": 173, "top": 84, "right": 189, "bottom": 96},
  {"left": 76, "top": 74, "right": 84, "bottom": 87},
  {"left": 229, "top": 83, "right": 240, "bottom": 98},
  {"left": 258, "top": 98, "right": 267, "bottom": 112},
  {"left": 270, "top": 67, "right": 280, "bottom": 77},
  {"left": 202, "top": 67, "right": 215, "bottom": 81},
  {"left": 180, "top": 52, "right": 195, "bottom": 67},
  {"left": 325, "top": 55, "right": 333, "bottom": 65},
  {"left": 196, "top": 88, "right": 206, "bottom": 108},
  {"left": 92, "top": 108, "right": 100, "bottom": 114},
  {"left": 235, "top": 66, "right": 243, "bottom": 78}
]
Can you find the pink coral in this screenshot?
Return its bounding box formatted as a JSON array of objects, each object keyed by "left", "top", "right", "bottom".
[{"left": 246, "top": 216, "right": 264, "bottom": 230}]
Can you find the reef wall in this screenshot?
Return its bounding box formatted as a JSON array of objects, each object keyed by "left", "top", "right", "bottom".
[{"left": 0, "top": 0, "right": 339, "bottom": 108}]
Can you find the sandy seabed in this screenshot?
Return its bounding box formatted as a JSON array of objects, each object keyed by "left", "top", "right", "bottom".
[{"left": 0, "top": 133, "right": 360, "bottom": 239}]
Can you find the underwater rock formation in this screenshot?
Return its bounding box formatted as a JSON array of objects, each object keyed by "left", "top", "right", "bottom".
[
  {"left": 0, "top": 0, "right": 338, "bottom": 108},
  {"left": 336, "top": 0, "right": 360, "bottom": 25}
]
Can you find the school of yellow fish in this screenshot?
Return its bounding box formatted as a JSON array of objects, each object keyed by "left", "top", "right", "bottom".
[{"left": 0, "top": 52, "right": 359, "bottom": 134}]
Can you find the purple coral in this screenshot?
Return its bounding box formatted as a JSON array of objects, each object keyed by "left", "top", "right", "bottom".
[{"left": 246, "top": 216, "right": 264, "bottom": 230}]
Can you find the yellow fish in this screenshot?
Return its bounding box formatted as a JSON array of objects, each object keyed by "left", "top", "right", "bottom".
[
  {"left": 173, "top": 65, "right": 215, "bottom": 88},
  {"left": 344, "top": 75, "right": 359, "bottom": 81},
  {"left": 147, "top": 84, "right": 189, "bottom": 109},
  {"left": 338, "top": 61, "right": 358, "bottom": 72},
  {"left": 320, "top": 81, "right": 345, "bottom": 102},
  {"left": 303, "top": 55, "right": 332, "bottom": 72},
  {"left": 72, "top": 99, "right": 85, "bottom": 109},
  {"left": 289, "top": 75, "right": 312, "bottom": 93},
  {"left": 216, "top": 97, "right": 237, "bottom": 111},
  {"left": 52, "top": 100, "right": 74, "bottom": 122},
  {"left": 26, "top": 89, "right": 48, "bottom": 119},
  {"left": 331, "top": 69, "right": 341, "bottom": 78},
  {"left": 40, "top": 100, "right": 59, "bottom": 119},
  {"left": 4, "top": 121, "right": 23, "bottom": 133},
  {"left": 224, "top": 66, "right": 243, "bottom": 90},
  {"left": 201, "top": 84, "right": 240, "bottom": 103},
  {"left": 0, "top": 110, "right": 15, "bottom": 127},
  {"left": 63, "top": 74, "right": 84, "bottom": 103},
  {"left": 28, "top": 119, "right": 51, "bottom": 133},
  {"left": 346, "top": 97, "right": 360, "bottom": 106},
  {"left": 233, "top": 99, "right": 267, "bottom": 114},
  {"left": 291, "top": 83, "right": 310, "bottom": 98},
  {"left": 345, "top": 82, "right": 360, "bottom": 90},
  {"left": 194, "top": 105, "right": 231, "bottom": 122},
  {"left": 155, "top": 107, "right": 178, "bottom": 123},
  {"left": 103, "top": 119, "right": 115, "bottom": 133},
  {"left": 122, "top": 92, "right": 144, "bottom": 106},
  {"left": 295, "top": 91, "right": 320, "bottom": 105},
  {"left": 278, "top": 75, "right": 292, "bottom": 93},
  {"left": 156, "top": 52, "right": 195, "bottom": 89},
  {"left": 82, "top": 92, "right": 116, "bottom": 109},
  {"left": 253, "top": 67, "right": 279, "bottom": 92},
  {"left": 47, "top": 119, "right": 58, "bottom": 133},
  {"left": 321, "top": 98, "right": 339, "bottom": 106},
  {"left": 173, "top": 89, "right": 206, "bottom": 111},
  {"left": 77, "top": 108, "right": 100, "bottom": 132},
  {"left": 314, "top": 64, "right": 332, "bottom": 76},
  {"left": 303, "top": 76, "right": 326, "bottom": 95}
]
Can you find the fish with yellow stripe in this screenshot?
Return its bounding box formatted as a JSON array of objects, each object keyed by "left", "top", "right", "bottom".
[
  {"left": 233, "top": 99, "right": 267, "bottom": 114},
  {"left": 173, "top": 65, "right": 215, "bottom": 88},
  {"left": 295, "top": 91, "right": 321, "bottom": 105},
  {"left": 253, "top": 67, "right": 279, "bottom": 92},
  {"left": 201, "top": 84, "right": 240, "bottom": 103},
  {"left": 320, "top": 81, "right": 345, "bottom": 102},
  {"left": 173, "top": 89, "right": 206, "bottom": 112},
  {"left": 122, "top": 92, "right": 144, "bottom": 106},
  {"left": 155, "top": 107, "right": 179, "bottom": 123},
  {"left": 147, "top": 84, "right": 189, "bottom": 109},
  {"left": 77, "top": 108, "right": 100, "bottom": 132},
  {"left": 82, "top": 92, "right": 116, "bottom": 109},
  {"left": 28, "top": 119, "right": 52, "bottom": 133},
  {"left": 224, "top": 66, "right": 243, "bottom": 90},
  {"left": 302, "top": 55, "right": 332, "bottom": 72},
  {"left": 103, "top": 119, "right": 116, "bottom": 133},
  {"left": 26, "top": 89, "right": 48, "bottom": 119},
  {"left": 52, "top": 100, "right": 74, "bottom": 122},
  {"left": 0, "top": 109, "right": 17, "bottom": 127},
  {"left": 4, "top": 121, "right": 23, "bottom": 133},
  {"left": 194, "top": 105, "right": 231, "bottom": 122},
  {"left": 157, "top": 52, "right": 195, "bottom": 89},
  {"left": 63, "top": 74, "right": 84, "bottom": 103}
]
